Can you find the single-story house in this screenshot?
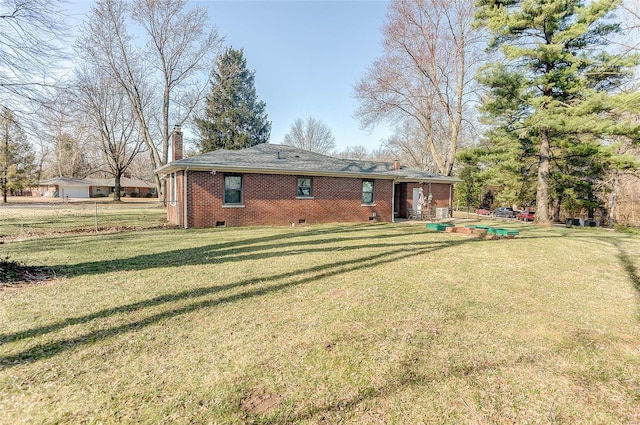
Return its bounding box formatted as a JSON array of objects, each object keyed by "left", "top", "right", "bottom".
[
  {"left": 37, "top": 177, "right": 92, "bottom": 198},
  {"left": 87, "top": 178, "right": 157, "bottom": 198},
  {"left": 155, "top": 127, "right": 460, "bottom": 228},
  {"left": 36, "top": 177, "right": 157, "bottom": 198}
]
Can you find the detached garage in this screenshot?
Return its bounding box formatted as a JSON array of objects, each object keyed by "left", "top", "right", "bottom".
[
  {"left": 38, "top": 177, "right": 90, "bottom": 198},
  {"left": 58, "top": 185, "right": 90, "bottom": 198}
]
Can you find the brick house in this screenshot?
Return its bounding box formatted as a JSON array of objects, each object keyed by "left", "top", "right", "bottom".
[{"left": 156, "top": 127, "right": 459, "bottom": 228}]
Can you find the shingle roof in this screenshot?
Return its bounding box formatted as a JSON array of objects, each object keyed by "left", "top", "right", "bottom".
[
  {"left": 88, "top": 178, "right": 155, "bottom": 188},
  {"left": 39, "top": 177, "right": 154, "bottom": 188},
  {"left": 156, "top": 143, "right": 460, "bottom": 183},
  {"left": 39, "top": 177, "right": 91, "bottom": 186}
]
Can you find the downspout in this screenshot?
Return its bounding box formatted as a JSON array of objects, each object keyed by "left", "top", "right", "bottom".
[
  {"left": 449, "top": 184, "right": 453, "bottom": 218},
  {"left": 183, "top": 167, "right": 189, "bottom": 229}
]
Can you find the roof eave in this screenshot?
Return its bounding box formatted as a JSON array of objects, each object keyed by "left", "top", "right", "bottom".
[
  {"left": 394, "top": 176, "right": 462, "bottom": 184},
  {"left": 155, "top": 164, "right": 397, "bottom": 180}
]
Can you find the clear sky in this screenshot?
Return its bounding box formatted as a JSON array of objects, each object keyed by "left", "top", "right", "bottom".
[
  {"left": 68, "top": 0, "right": 393, "bottom": 152},
  {"left": 201, "top": 1, "right": 392, "bottom": 151}
]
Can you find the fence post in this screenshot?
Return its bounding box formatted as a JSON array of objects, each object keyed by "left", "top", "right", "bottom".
[{"left": 95, "top": 202, "right": 98, "bottom": 232}]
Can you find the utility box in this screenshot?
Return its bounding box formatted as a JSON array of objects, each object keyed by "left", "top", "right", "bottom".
[{"left": 435, "top": 207, "right": 449, "bottom": 219}]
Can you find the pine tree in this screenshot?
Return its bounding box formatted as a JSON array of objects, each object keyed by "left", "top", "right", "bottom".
[
  {"left": 195, "top": 48, "right": 271, "bottom": 152},
  {"left": 0, "top": 108, "right": 36, "bottom": 203},
  {"left": 475, "top": 0, "right": 640, "bottom": 224}
]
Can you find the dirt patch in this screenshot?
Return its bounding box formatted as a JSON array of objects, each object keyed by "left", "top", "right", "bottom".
[
  {"left": 0, "top": 257, "right": 56, "bottom": 289},
  {"left": 241, "top": 389, "right": 282, "bottom": 415}
]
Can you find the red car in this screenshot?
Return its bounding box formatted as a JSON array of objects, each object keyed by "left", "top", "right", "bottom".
[
  {"left": 517, "top": 211, "right": 535, "bottom": 221},
  {"left": 476, "top": 207, "right": 491, "bottom": 216}
]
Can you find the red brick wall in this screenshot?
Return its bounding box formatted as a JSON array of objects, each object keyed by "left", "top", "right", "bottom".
[
  {"left": 429, "top": 183, "right": 453, "bottom": 209},
  {"left": 402, "top": 182, "right": 454, "bottom": 217},
  {"left": 123, "top": 187, "right": 156, "bottom": 198},
  {"left": 179, "top": 172, "right": 394, "bottom": 227}
]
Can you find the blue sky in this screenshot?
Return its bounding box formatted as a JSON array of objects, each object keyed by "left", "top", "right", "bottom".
[
  {"left": 69, "top": 0, "right": 393, "bottom": 151},
  {"left": 201, "top": 1, "right": 392, "bottom": 151}
]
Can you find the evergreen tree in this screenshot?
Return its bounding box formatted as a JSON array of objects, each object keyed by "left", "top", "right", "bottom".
[
  {"left": 455, "top": 148, "right": 485, "bottom": 213},
  {"left": 0, "top": 108, "right": 36, "bottom": 203},
  {"left": 475, "top": 0, "right": 640, "bottom": 224},
  {"left": 195, "top": 48, "right": 271, "bottom": 152}
]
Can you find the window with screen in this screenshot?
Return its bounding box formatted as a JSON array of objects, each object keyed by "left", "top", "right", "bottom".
[
  {"left": 224, "top": 175, "right": 243, "bottom": 204},
  {"left": 362, "top": 180, "right": 374, "bottom": 204},
  {"left": 297, "top": 177, "right": 313, "bottom": 197}
]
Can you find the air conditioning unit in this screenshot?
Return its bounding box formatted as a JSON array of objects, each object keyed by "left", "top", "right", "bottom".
[{"left": 435, "top": 207, "right": 449, "bottom": 219}]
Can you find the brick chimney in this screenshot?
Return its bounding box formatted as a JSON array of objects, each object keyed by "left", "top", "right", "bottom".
[
  {"left": 393, "top": 160, "right": 401, "bottom": 170},
  {"left": 172, "top": 125, "right": 183, "bottom": 161}
]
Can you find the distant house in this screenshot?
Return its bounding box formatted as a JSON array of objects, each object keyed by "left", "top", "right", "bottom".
[
  {"left": 37, "top": 177, "right": 156, "bottom": 198},
  {"left": 37, "top": 177, "right": 92, "bottom": 198},
  {"left": 86, "top": 178, "right": 157, "bottom": 198},
  {"left": 155, "top": 127, "right": 459, "bottom": 228}
]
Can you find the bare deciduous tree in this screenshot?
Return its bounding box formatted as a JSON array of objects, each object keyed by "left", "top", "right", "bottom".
[
  {"left": 40, "top": 90, "right": 96, "bottom": 179},
  {"left": 354, "top": 0, "right": 481, "bottom": 176},
  {"left": 76, "top": 66, "right": 146, "bottom": 201},
  {"left": 382, "top": 121, "right": 436, "bottom": 171},
  {"left": 282, "top": 116, "right": 336, "bottom": 154},
  {"left": 77, "top": 0, "right": 223, "bottom": 200},
  {"left": 335, "top": 145, "right": 371, "bottom": 161},
  {"left": 0, "top": 0, "right": 68, "bottom": 116}
]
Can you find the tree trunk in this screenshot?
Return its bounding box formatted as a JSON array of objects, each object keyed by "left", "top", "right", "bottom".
[
  {"left": 154, "top": 173, "right": 166, "bottom": 206},
  {"left": 609, "top": 173, "right": 618, "bottom": 228},
  {"left": 535, "top": 129, "right": 551, "bottom": 224},
  {"left": 2, "top": 132, "right": 7, "bottom": 204},
  {"left": 114, "top": 174, "right": 121, "bottom": 202},
  {"left": 552, "top": 195, "right": 562, "bottom": 223}
]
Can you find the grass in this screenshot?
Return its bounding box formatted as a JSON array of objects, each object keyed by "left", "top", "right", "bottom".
[
  {"left": 1, "top": 221, "right": 639, "bottom": 424},
  {"left": 0, "top": 200, "right": 167, "bottom": 237}
]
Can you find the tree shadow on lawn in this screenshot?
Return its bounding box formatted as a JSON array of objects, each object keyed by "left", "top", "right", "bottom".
[
  {"left": 609, "top": 237, "right": 640, "bottom": 297},
  {"left": 272, "top": 344, "right": 537, "bottom": 424},
  {"left": 0, "top": 226, "right": 478, "bottom": 368},
  {"left": 40, "top": 222, "right": 576, "bottom": 278},
  {"left": 49, "top": 224, "right": 439, "bottom": 276}
]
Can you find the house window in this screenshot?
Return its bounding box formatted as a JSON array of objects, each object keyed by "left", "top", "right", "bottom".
[
  {"left": 297, "top": 177, "right": 313, "bottom": 197},
  {"left": 362, "top": 180, "right": 374, "bottom": 204},
  {"left": 224, "top": 175, "right": 243, "bottom": 204}
]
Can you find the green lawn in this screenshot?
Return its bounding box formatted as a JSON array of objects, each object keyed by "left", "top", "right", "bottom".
[
  {"left": 0, "top": 201, "right": 167, "bottom": 237},
  {"left": 1, "top": 222, "right": 639, "bottom": 424}
]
